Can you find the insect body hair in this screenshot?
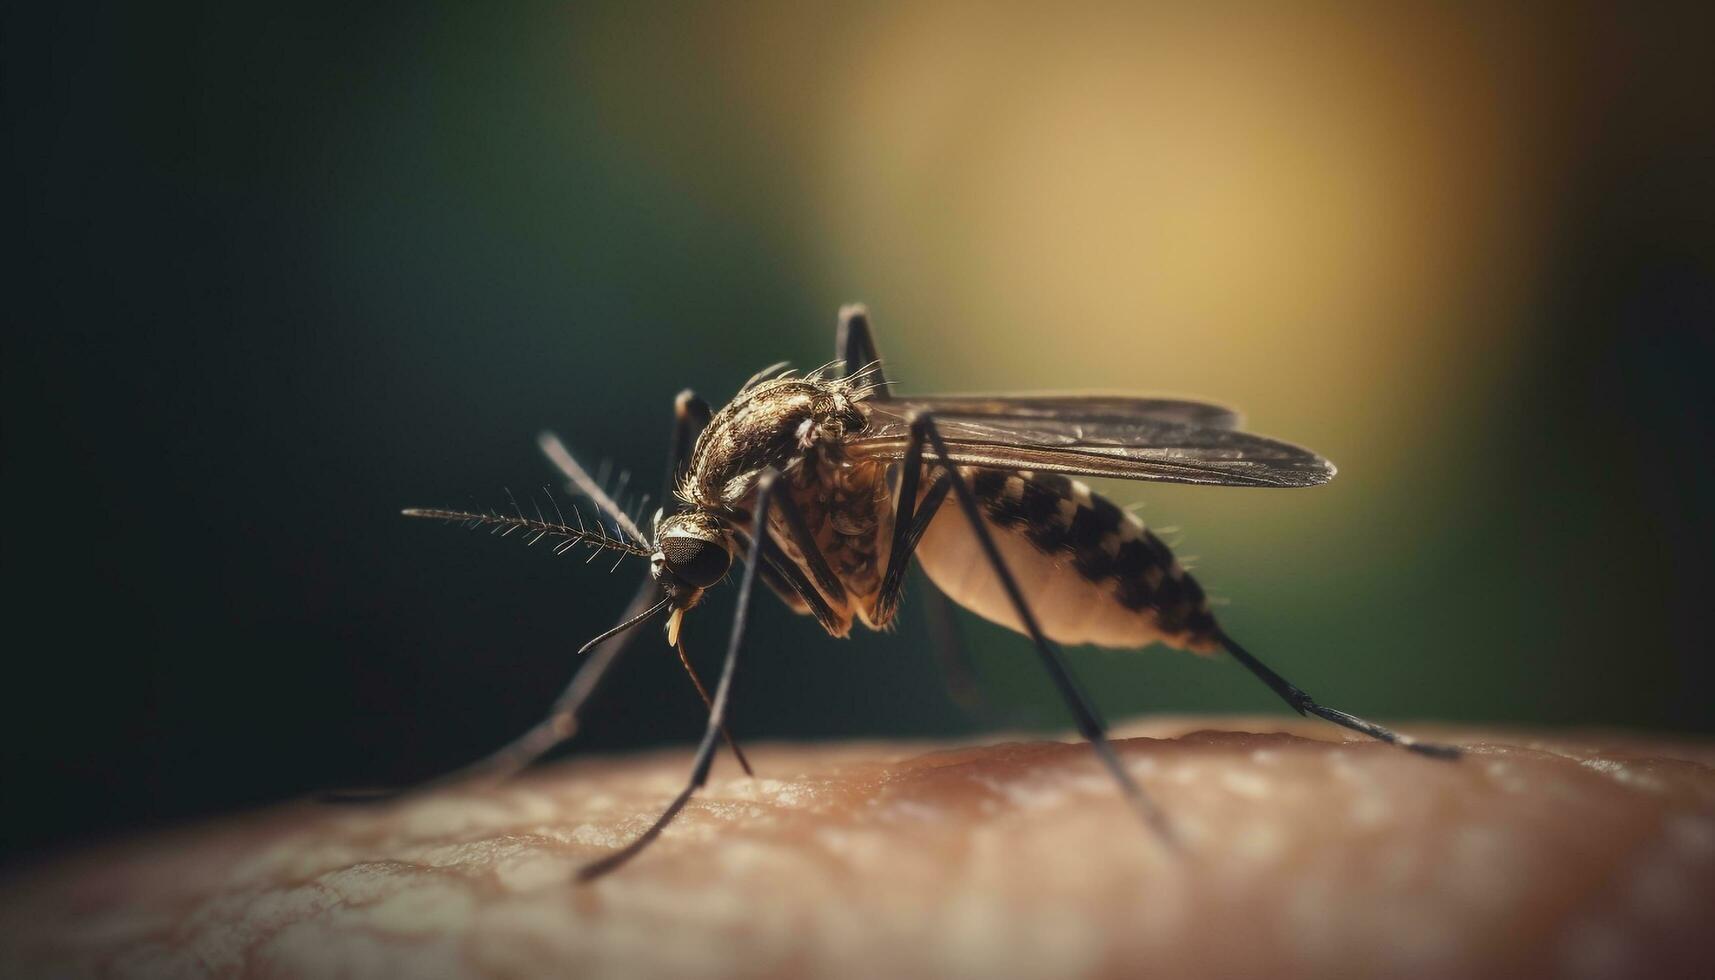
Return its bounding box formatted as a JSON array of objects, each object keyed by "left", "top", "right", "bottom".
[{"left": 676, "top": 371, "right": 878, "bottom": 509}]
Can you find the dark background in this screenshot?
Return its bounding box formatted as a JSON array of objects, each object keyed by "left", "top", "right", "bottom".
[{"left": 4, "top": 3, "right": 1711, "bottom": 865}]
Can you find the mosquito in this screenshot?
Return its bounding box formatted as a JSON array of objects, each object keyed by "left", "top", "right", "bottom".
[{"left": 365, "top": 304, "right": 1460, "bottom": 881}]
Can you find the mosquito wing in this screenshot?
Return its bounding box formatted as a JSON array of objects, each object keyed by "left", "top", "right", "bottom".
[
  {"left": 879, "top": 394, "right": 1242, "bottom": 431},
  {"left": 850, "top": 397, "right": 1335, "bottom": 488}
]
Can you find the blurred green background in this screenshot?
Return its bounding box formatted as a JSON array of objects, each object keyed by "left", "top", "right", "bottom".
[{"left": 5, "top": 2, "right": 1711, "bottom": 861}]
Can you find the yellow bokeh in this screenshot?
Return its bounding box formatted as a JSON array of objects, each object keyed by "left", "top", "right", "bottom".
[{"left": 809, "top": 5, "right": 1554, "bottom": 449}]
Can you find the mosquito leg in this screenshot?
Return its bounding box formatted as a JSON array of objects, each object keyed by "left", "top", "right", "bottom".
[
  {"left": 579, "top": 470, "right": 783, "bottom": 881},
  {"left": 1217, "top": 631, "right": 1461, "bottom": 759},
  {"left": 835, "top": 303, "right": 889, "bottom": 392},
  {"left": 734, "top": 527, "right": 843, "bottom": 634},
  {"left": 871, "top": 408, "right": 946, "bottom": 621},
  {"left": 742, "top": 532, "right": 819, "bottom": 616},
  {"left": 323, "top": 391, "right": 733, "bottom": 803},
  {"left": 669, "top": 389, "right": 713, "bottom": 470},
  {"left": 918, "top": 570, "right": 989, "bottom": 714},
  {"left": 317, "top": 574, "right": 670, "bottom": 804},
  {"left": 869, "top": 435, "right": 986, "bottom": 713},
  {"left": 767, "top": 482, "right": 849, "bottom": 608},
  {"left": 909, "top": 413, "right": 1176, "bottom": 843}
]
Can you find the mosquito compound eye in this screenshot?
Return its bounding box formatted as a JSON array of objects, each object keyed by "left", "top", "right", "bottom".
[{"left": 660, "top": 535, "right": 730, "bottom": 589}]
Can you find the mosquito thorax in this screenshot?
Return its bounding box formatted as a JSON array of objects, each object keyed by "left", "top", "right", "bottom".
[{"left": 682, "top": 376, "right": 873, "bottom": 507}]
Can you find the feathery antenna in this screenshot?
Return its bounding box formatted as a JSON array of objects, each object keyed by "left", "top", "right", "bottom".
[{"left": 403, "top": 500, "right": 653, "bottom": 561}]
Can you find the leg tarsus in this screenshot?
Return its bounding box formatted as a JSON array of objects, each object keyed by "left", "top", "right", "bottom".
[
  {"left": 577, "top": 784, "right": 698, "bottom": 881},
  {"left": 318, "top": 580, "right": 666, "bottom": 804},
  {"left": 1217, "top": 630, "right": 1461, "bottom": 760}
]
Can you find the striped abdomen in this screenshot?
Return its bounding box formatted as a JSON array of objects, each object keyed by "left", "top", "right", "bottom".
[{"left": 913, "top": 468, "right": 1220, "bottom": 653}]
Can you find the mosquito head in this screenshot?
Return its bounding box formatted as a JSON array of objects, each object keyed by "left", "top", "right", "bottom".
[{"left": 651, "top": 509, "right": 735, "bottom": 643}]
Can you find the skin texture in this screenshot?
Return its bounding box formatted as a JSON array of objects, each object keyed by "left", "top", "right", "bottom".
[{"left": 2, "top": 717, "right": 1713, "bottom": 979}]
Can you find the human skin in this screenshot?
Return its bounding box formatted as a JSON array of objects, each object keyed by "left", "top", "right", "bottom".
[{"left": 2, "top": 717, "right": 1712, "bottom": 979}]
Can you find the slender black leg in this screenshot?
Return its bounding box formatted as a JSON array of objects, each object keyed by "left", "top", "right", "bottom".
[
  {"left": 767, "top": 483, "right": 848, "bottom": 608},
  {"left": 909, "top": 414, "right": 1176, "bottom": 842},
  {"left": 835, "top": 303, "right": 888, "bottom": 391},
  {"left": 873, "top": 465, "right": 951, "bottom": 627},
  {"left": 669, "top": 389, "right": 713, "bottom": 474},
  {"left": 318, "top": 580, "right": 670, "bottom": 803},
  {"left": 579, "top": 470, "right": 783, "bottom": 881},
  {"left": 745, "top": 534, "right": 818, "bottom": 616},
  {"left": 735, "top": 528, "right": 842, "bottom": 634},
  {"left": 917, "top": 568, "right": 989, "bottom": 714},
  {"left": 1217, "top": 632, "right": 1461, "bottom": 759},
  {"left": 323, "top": 391, "right": 735, "bottom": 802}
]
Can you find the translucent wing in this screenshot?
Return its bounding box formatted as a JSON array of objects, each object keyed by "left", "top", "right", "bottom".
[
  {"left": 850, "top": 397, "right": 1335, "bottom": 488},
  {"left": 881, "top": 393, "right": 1242, "bottom": 430}
]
